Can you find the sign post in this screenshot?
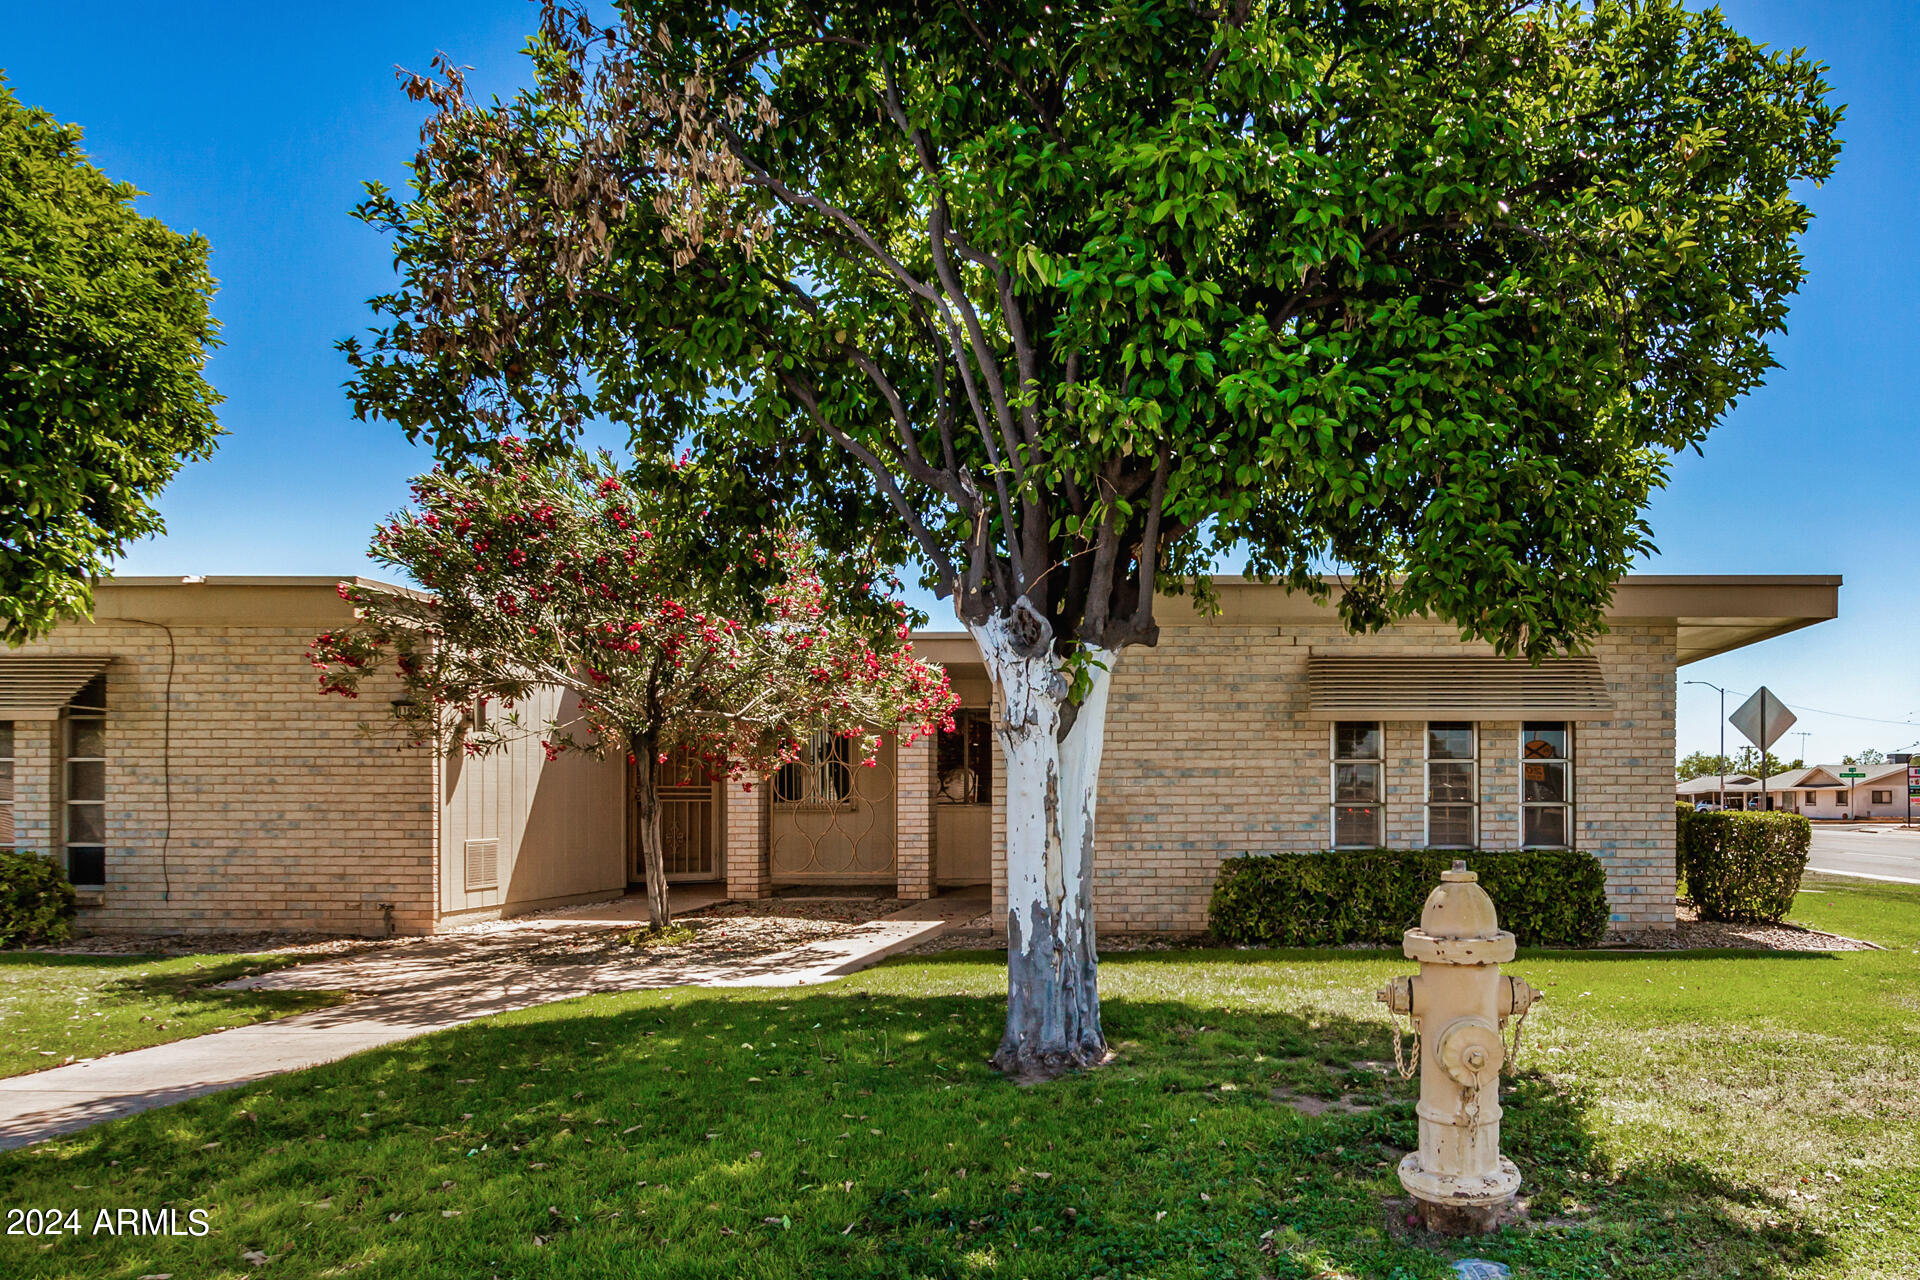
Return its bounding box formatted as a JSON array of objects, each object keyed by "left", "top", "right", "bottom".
[
  {"left": 1729, "top": 687, "right": 1797, "bottom": 812},
  {"left": 1839, "top": 767, "right": 1866, "bottom": 818}
]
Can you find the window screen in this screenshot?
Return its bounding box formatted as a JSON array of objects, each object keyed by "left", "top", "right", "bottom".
[
  {"left": 1520, "top": 721, "right": 1571, "bottom": 849},
  {"left": 1426, "top": 722, "right": 1476, "bottom": 849},
  {"left": 64, "top": 676, "right": 106, "bottom": 886},
  {"left": 1331, "top": 722, "right": 1382, "bottom": 848}
]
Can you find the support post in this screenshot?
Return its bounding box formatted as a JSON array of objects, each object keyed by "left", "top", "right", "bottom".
[
  {"left": 725, "top": 777, "right": 771, "bottom": 900},
  {"left": 895, "top": 732, "right": 937, "bottom": 900}
]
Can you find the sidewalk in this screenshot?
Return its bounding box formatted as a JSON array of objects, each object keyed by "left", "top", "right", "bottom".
[{"left": 0, "top": 889, "right": 986, "bottom": 1150}]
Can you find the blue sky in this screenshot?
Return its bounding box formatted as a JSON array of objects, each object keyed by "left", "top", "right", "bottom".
[{"left": 6, "top": 1, "right": 1915, "bottom": 765}]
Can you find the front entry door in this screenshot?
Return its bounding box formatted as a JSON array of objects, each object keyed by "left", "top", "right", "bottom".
[{"left": 632, "top": 746, "right": 719, "bottom": 883}]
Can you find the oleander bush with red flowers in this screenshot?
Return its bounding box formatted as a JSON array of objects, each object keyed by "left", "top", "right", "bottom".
[{"left": 310, "top": 443, "right": 956, "bottom": 925}]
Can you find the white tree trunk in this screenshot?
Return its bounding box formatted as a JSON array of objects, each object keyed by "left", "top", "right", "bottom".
[{"left": 969, "top": 604, "right": 1115, "bottom": 1079}]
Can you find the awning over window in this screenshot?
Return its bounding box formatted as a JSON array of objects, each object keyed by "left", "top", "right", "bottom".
[
  {"left": 1306, "top": 654, "right": 1614, "bottom": 721},
  {"left": 0, "top": 657, "right": 109, "bottom": 720}
]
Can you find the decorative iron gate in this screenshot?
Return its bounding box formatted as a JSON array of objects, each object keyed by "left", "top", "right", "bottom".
[
  {"left": 769, "top": 733, "right": 897, "bottom": 882},
  {"left": 636, "top": 746, "right": 719, "bottom": 882}
]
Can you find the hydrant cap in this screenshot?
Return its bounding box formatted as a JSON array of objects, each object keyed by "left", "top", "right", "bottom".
[{"left": 1420, "top": 862, "right": 1502, "bottom": 939}]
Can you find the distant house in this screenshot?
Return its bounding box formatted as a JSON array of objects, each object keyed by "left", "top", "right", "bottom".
[
  {"left": 1676, "top": 759, "right": 1914, "bottom": 820},
  {"left": 0, "top": 573, "right": 1841, "bottom": 937}
]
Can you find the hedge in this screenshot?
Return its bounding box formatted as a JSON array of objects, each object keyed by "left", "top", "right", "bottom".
[
  {"left": 1677, "top": 809, "right": 1810, "bottom": 923},
  {"left": 1207, "top": 849, "right": 1610, "bottom": 949},
  {"left": 0, "top": 851, "right": 78, "bottom": 948}
]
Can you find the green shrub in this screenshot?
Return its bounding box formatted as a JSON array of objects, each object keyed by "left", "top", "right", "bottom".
[
  {"left": 1677, "top": 810, "right": 1810, "bottom": 923},
  {"left": 1207, "top": 849, "right": 1610, "bottom": 948},
  {"left": 0, "top": 851, "right": 78, "bottom": 948}
]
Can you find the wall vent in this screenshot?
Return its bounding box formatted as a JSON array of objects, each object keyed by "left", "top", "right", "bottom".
[
  {"left": 463, "top": 838, "right": 500, "bottom": 891},
  {"left": 1306, "top": 654, "right": 1615, "bottom": 721}
]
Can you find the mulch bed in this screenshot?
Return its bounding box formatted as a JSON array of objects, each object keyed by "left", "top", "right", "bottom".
[
  {"left": 908, "top": 902, "right": 1878, "bottom": 956},
  {"left": 1597, "top": 900, "right": 1878, "bottom": 952}
]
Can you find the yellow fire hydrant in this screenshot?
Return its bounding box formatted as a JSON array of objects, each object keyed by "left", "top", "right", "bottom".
[{"left": 1376, "top": 860, "right": 1540, "bottom": 1234}]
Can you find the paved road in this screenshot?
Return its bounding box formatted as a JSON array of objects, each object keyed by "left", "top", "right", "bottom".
[{"left": 1808, "top": 824, "right": 1920, "bottom": 884}]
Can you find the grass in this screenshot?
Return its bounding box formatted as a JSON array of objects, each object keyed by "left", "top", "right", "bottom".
[
  {"left": 0, "top": 952, "right": 347, "bottom": 1079},
  {"left": 0, "top": 874, "right": 1915, "bottom": 1279}
]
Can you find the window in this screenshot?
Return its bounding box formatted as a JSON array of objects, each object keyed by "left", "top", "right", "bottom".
[
  {"left": 1835, "top": 790, "right": 1848, "bottom": 806},
  {"left": 1426, "top": 722, "right": 1477, "bottom": 849},
  {"left": 64, "top": 676, "right": 106, "bottom": 887},
  {"left": 1805, "top": 791, "right": 1820, "bottom": 806},
  {"left": 0, "top": 722, "right": 12, "bottom": 849},
  {"left": 1872, "top": 790, "right": 1893, "bottom": 806},
  {"left": 936, "top": 709, "right": 994, "bottom": 806},
  {"left": 1520, "top": 722, "right": 1572, "bottom": 848},
  {"left": 772, "top": 730, "right": 852, "bottom": 806},
  {"left": 1331, "top": 721, "right": 1382, "bottom": 848}
]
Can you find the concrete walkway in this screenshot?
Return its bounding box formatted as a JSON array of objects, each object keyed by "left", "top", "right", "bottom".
[{"left": 0, "top": 888, "right": 986, "bottom": 1151}]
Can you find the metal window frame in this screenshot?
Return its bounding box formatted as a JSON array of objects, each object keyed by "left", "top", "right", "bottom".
[
  {"left": 935, "top": 707, "right": 994, "bottom": 807},
  {"left": 1518, "top": 721, "right": 1574, "bottom": 850},
  {"left": 771, "top": 729, "right": 855, "bottom": 810},
  {"left": 63, "top": 693, "right": 107, "bottom": 886},
  {"left": 0, "top": 720, "right": 13, "bottom": 849},
  {"left": 1329, "top": 720, "right": 1384, "bottom": 849},
  {"left": 1424, "top": 721, "right": 1478, "bottom": 850}
]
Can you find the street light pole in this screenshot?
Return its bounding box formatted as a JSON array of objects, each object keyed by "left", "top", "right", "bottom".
[{"left": 1685, "top": 681, "right": 1729, "bottom": 809}]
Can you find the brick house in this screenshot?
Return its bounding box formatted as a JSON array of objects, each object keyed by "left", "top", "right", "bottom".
[{"left": 0, "top": 574, "right": 1836, "bottom": 937}]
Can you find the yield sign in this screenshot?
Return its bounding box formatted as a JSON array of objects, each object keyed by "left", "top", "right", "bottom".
[{"left": 1729, "top": 686, "right": 1797, "bottom": 751}]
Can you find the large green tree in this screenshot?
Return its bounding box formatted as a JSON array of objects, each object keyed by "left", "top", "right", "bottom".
[
  {"left": 345, "top": 1, "right": 1839, "bottom": 1077},
  {"left": 0, "top": 78, "right": 222, "bottom": 643}
]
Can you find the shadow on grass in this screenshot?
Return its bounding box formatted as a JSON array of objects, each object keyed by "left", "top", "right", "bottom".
[{"left": 0, "top": 979, "right": 1834, "bottom": 1280}]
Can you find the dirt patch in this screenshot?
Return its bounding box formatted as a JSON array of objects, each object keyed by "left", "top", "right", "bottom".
[
  {"left": 1271, "top": 1088, "right": 1379, "bottom": 1117},
  {"left": 899, "top": 915, "right": 1225, "bottom": 956}
]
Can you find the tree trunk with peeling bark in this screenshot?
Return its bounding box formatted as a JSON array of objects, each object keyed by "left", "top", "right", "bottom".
[{"left": 970, "top": 606, "right": 1115, "bottom": 1080}]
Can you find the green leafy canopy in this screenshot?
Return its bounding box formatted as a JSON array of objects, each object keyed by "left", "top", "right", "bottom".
[
  {"left": 0, "top": 76, "right": 222, "bottom": 643},
  {"left": 343, "top": 0, "right": 1839, "bottom": 663}
]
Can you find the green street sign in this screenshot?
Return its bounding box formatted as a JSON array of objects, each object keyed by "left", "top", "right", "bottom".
[{"left": 1840, "top": 768, "right": 1867, "bottom": 781}]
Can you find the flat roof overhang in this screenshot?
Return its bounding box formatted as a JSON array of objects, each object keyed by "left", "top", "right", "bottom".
[
  {"left": 910, "top": 574, "right": 1841, "bottom": 668},
  {"left": 92, "top": 576, "right": 419, "bottom": 627}
]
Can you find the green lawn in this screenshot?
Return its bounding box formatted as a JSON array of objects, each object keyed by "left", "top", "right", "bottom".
[
  {"left": 1, "top": 875, "right": 1916, "bottom": 1279},
  {"left": 0, "top": 952, "right": 347, "bottom": 1079}
]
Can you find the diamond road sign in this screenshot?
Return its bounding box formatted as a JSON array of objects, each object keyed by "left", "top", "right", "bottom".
[{"left": 1728, "top": 686, "right": 1796, "bottom": 752}]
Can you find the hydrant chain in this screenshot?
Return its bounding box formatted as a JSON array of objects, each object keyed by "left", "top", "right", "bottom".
[{"left": 1391, "top": 1014, "right": 1420, "bottom": 1081}]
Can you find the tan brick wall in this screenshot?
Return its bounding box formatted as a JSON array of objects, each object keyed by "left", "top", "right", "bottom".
[
  {"left": 724, "top": 779, "right": 770, "bottom": 899},
  {"left": 4, "top": 621, "right": 436, "bottom": 935},
  {"left": 895, "top": 733, "right": 936, "bottom": 899},
  {"left": 1086, "top": 621, "right": 1678, "bottom": 935}
]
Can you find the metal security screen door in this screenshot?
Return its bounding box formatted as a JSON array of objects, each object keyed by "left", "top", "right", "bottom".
[
  {"left": 769, "top": 732, "right": 898, "bottom": 883},
  {"left": 634, "top": 746, "right": 719, "bottom": 882}
]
